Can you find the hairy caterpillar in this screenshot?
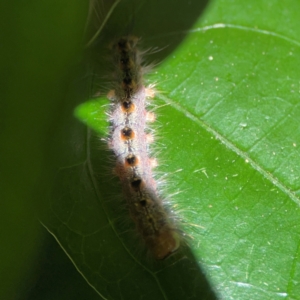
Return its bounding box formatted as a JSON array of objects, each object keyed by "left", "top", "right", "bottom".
[{"left": 107, "top": 36, "right": 180, "bottom": 259}]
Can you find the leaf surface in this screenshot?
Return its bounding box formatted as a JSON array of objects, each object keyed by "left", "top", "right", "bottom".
[{"left": 44, "top": 0, "right": 300, "bottom": 299}]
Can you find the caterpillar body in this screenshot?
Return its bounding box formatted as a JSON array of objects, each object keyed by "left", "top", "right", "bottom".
[{"left": 107, "top": 36, "right": 180, "bottom": 260}]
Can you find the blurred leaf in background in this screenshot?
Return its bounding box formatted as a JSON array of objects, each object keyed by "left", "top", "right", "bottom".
[{"left": 0, "top": 0, "right": 90, "bottom": 299}]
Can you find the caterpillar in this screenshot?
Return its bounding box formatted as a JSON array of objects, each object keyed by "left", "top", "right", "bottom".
[{"left": 107, "top": 36, "right": 180, "bottom": 260}]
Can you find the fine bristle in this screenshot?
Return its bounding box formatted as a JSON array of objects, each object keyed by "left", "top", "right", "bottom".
[{"left": 107, "top": 36, "right": 180, "bottom": 259}]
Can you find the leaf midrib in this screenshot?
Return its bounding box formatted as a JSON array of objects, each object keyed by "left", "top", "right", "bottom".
[{"left": 159, "top": 92, "right": 300, "bottom": 207}]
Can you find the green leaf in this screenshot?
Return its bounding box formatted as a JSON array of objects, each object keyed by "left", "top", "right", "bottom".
[{"left": 43, "top": 0, "right": 300, "bottom": 299}]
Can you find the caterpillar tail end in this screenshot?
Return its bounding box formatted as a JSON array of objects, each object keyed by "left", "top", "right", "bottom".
[{"left": 149, "top": 230, "right": 180, "bottom": 260}]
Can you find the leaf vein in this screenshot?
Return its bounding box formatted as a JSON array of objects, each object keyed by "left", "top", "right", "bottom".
[{"left": 159, "top": 93, "right": 300, "bottom": 207}]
